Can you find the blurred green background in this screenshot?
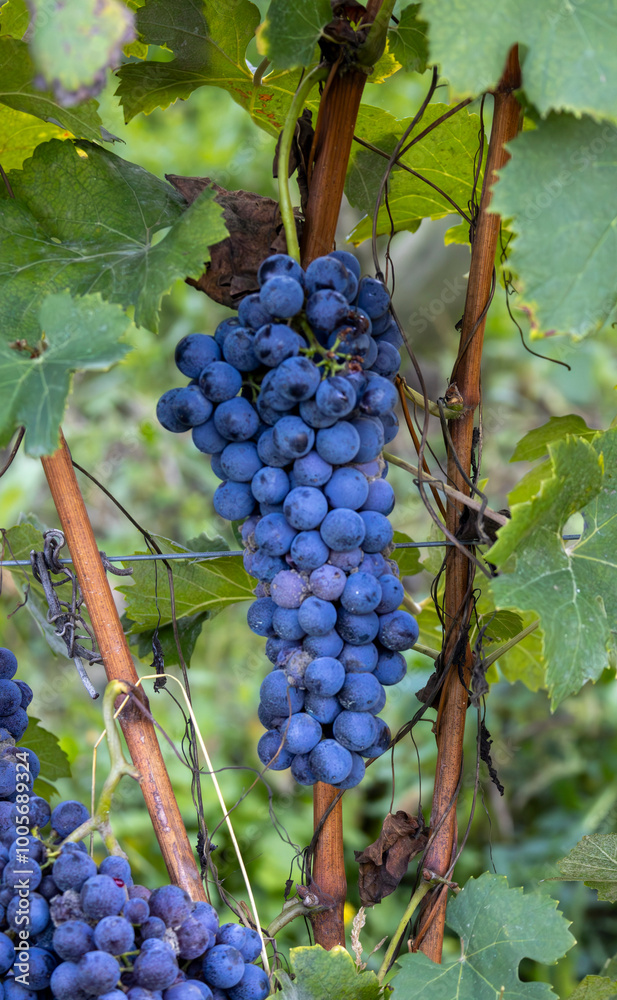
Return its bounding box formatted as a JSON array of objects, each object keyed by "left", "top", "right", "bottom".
[{"left": 0, "top": 60, "right": 616, "bottom": 993}]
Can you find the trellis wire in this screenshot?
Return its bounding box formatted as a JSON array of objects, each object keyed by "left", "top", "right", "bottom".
[{"left": 0, "top": 536, "right": 582, "bottom": 567}]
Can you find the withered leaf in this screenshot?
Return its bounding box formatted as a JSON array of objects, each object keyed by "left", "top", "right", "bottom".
[
  {"left": 355, "top": 810, "right": 428, "bottom": 906},
  {"left": 166, "top": 175, "right": 303, "bottom": 308}
]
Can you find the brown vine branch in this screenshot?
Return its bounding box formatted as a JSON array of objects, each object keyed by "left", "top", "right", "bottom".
[
  {"left": 40, "top": 430, "right": 206, "bottom": 901},
  {"left": 417, "top": 47, "right": 522, "bottom": 962}
]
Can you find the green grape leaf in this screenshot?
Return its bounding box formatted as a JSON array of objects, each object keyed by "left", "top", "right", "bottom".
[
  {"left": 0, "top": 104, "right": 69, "bottom": 172},
  {"left": 115, "top": 0, "right": 316, "bottom": 137},
  {"left": 494, "top": 611, "right": 545, "bottom": 692},
  {"left": 511, "top": 415, "right": 597, "bottom": 463},
  {"left": 273, "top": 945, "right": 381, "bottom": 1000},
  {"left": 491, "top": 114, "right": 617, "bottom": 338},
  {"left": 508, "top": 461, "right": 554, "bottom": 507},
  {"left": 28, "top": 0, "right": 134, "bottom": 102},
  {"left": 388, "top": 3, "right": 428, "bottom": 74},
  {"left": 0, "top": 0, "right": 29, "bottom": 36},
  {"left": 0, "top": 139, "right": 227, "bottom": 340},
  {"left": 0, "top": 292, "right": 133, "bottom": 456},
  {"left": 488, "top": 430, "right": 617, "bottom": 707},
  {"left": 128, "top": 611, "right": 211, "bottom": 668},
  {"left": 257, "top": 0, "right": 331, "bottom": 70},
  {"left": 557, "top": 835, "right": 617, "bottom": 902},
  {"left": 118, "top": 535, "right": 255, "bottom": 633},
  {"left": 0, "top": 38, "right": 117, "bottom": 142},
  {"left": 444, "top": 219, "right": 470, "bottom": 246},
  {"left": 565, "top": 977, "right": 617, "bottom": 1000},
  {"left": 391, "top": 531, "right": 422, "bottom": 576},
  {"left": 346, "top": 102, "right": 482, "bottom": 243},
  {"left": 19, "top": 716, "right": 72, "bottom": 784},
  {"left": 392, "top": 872, "right": 574, "bottom": 1000},
  {"left": 421, "top": 0, "right": 617, "bottom": 123}
]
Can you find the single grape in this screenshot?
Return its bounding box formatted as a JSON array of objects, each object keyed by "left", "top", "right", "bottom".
[
  {"left": 94, "top": 915, "right": 135, "bottom": 955},
  {"left": 259, "top": 275, "right": 305, "bottom": 318},
  {"left": 302, "top": 630, "right": 344, "bottom": 659},
  {"left": 350, "top": 417, "right": 385, "bottom": 463},
  {"left": 256, "top": 428, "right": 288, "bottom": 468},
  {"left": 213, "top": 481, "right": 256, "bottom": 521},
  {"left": 98, "top": 855, "right": 133, "bottom": 886},
  {"left": 338, "top": 673, "right": 385, "bottom": 712},
  {"left": 279, "top": 713, "right": 322, "bottom": 754},
  {"left": 253, "top": 323, "right": 302, "bottom": 366},
  {"left": 339, "top": 643, "right": 378, "bottom": 673},
  {"left": 219, "top": 442, "right": 263, "bottom": 483},
  {"left": 290, "top": 752, "right": 318, "bottom": 785},
  {"left": 289, "top": 531, "right": 329, "bottom": 572},
  {"left": 303, "top": 693, "right": 341, "bottom": 725},
  {"left": 328, "top": 548, "right": 364, "bottom": 571},
  {"left": 305, "top": 289, "right": 349, "bottom": 333},
  {"left": 199, "top": 361, "right": 243, "bottom": 402},
  {"left": 375, "top": 575, "right": 404, "bottom": 614},
  {"left": 356, "top": 276, "right": 391, "bottom": 318},
  {"left": 52, "top": 848, "right": 97, "bottom": 891},
  {"left": 308, "top": 563, "right": 346, "bottom": 601},
  {"left": 324, "top": 468, "right": 369, "bottom": 510},
  {"left": 123, "top": 896, "right": 150, "bottom": 924},
  {"left": 247, "top": 598, "right": 277, "bottom": 637},
  {"left": 272, "top": 607, "right": 305, "bottom": 641},
  {"left": 297, "top": 596, "right": 337, "bottom": 636},
  {"left": 214, "top": 317, "right": 242, "bottom": 349},
  {"left": 378, "top": 610, "right": 419, "bottom": 650},
  {"left": 248, "top": 549, "right": 286, "bottom": 582},
  {"left": 176, "top": 915, "right": 213, "bottom": 959},
  {"left": 305, "top": 256, "right": 349, "bottom": 296},
  {"left": 283, "top": 486, "right": 328, "bottom": 530},
  {"left": 254, "top": 513, "right": 297, "bottom": 556},
  {"left": 304, "top": 657, "right": 345, "bottom": 697},
  {"left": 328, "top": 249, "right": 361, "bottom": 278},
  {"left": 174, "top": 333, "right": 221, "bottom": 378},
  {"left": 272, "top": 416, "right": 315, "bottom": 460},
  {"left": 380, "top": 409, "right": 399, "bottom": 443},
  {"left": 319, "top": 509, "right": 366, "bottom": 552},
  {"left": 270, "top": 569, "right": 310, "bottom": 608},
  {"left": 373, "top": 648, "right": 407, "bottom": 685},
  {"left": 0, "top": 649, "right": 18, "bottom": 680},
  {"left": 336, "top": 609, "right": 379, "bottom": 646},
  {"left": 309, "top": 740, "right": 352, "bottom": 784},
  {"left": 362, "top": 478, "right": 395, "bottom": 515},
  {"left": 333, "top": 711, "right": 379, "bottom": 752},
  {"left": 0, "top": 680, "right": 21, "bottom": 716},
  {"left": 259, "top": 671, "right": 304, "bottom": 716},
  {"left": 223, "top": 328, "right": 260, "bottom": 372},
  {"left": 332, "top": 750, "right": 366, "bottom": 789},
  {"left": 132, "top": 941, "right": 178, "bottom": 989},
  {"left": 214, "top": 397, "right": 259, "bottom": 442},
  {"left": 271, "top": 357, "right": 321, "bottom": 404},
  {"left": 293, "top": 451, "right": 333, "bottom": 486},
  {"left": 238, "top": 292, "right": 272, "bottom": 330},
  {"left": 149, "top": 885, "right": 193, "bottom": 929},
  {"left": 257, "top": 253, "right": 304, "bottom": 287},
  {"left": 50, "top": 961, "right": 90, "bottom": 1000},
  {"left": 298, "top": 398, "right": 338, "bottom": 429},
  {"left": 377, "top": 318, "right": 404, "bottom": 348},
  {"left": 314, "top": 375, "right": 356, "bottom": 417},
  {"left": 315, "top": 422, "right": 360, "bottom": 465},
  {"left": 80, "top": 875, "right": 126, "bottom": 921},
  {"left": 192, "top": 418, "right": 228, "bottom": 456},
  {"left": 370, "top": 339, "right": 401, "bottom": 379},
  {"left": 251, "top": 466, "right": 290, "bottom": 504},
  {"left": 359, "top": 375, "right": 398, "bottom": 417},
  {"left": 227, "top": 963, "right": 270, "bottom": 1000}
]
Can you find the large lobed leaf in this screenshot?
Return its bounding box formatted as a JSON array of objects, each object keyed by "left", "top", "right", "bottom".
[
  {"left": 492, "top": 114, "right": 617, "bottom": 338},
  {"left": 392, "top": 872, "right": 574, "bottom": 999},
  {"left": 118, "top": 535, "right": 255, "bottom": 634},
  {"left": 346, "top": 102, "right": 482, "bottom": 244},
  {"left": 0, "top": 37, "right": 115, "bottom": 143},
  {"left": 557, "top": 835, "right": 617, "bottom": 903},
  {"left": 488, "top": 429, "right": 617, "bottom": 707},
  {"left": 115, "top": 0, "right": 317, "bottom": 137},
  {"left": 257, "top": 0, "right": 331, "bottom": 70},
  {"left": 0, "top": 138, "right": 227, "bottom": 340},
  {"left": 565, "top": 979, "right": 617, "bottom": 1000},
  {"left": 421, "top": 0, "right": 617, "bottom": 124},
  {"left": 0, "top": 292, "right": 133, "bottom": 456},
  {"left": 272, "top": 945, "right": 381, "bottom": 1000}
]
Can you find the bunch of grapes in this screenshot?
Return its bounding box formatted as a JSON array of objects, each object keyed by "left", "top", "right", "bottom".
[
  {"left": 0, "top": 647, "right": 270, "bottom": 999},
  {"left": 157, "top": 251, "right": 419, "bottom": 789}
]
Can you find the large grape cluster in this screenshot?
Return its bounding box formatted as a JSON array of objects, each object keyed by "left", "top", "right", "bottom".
[
  {"left": 157, "top": 252, "right": 419, "bottom": 789},
  {"left": 0, "top": 647, "right": 269, "bottom": 999}
]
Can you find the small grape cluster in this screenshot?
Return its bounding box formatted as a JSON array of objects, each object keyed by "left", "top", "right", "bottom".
[
  {"left": 157, "top": 251, "right": 418, "bottom": 789},
  {"left": 0, "top": 647, "right": 269, "bottom": 1000}
]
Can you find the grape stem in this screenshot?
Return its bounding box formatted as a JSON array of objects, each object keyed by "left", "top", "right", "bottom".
[
  {"left": 383, "top": 452, "right": 509, "bottom": 528},
  {"left": 376, "top": 878, "right": 432, "bottom": 983},
  {"left": 277, "top": 63, "right": 328, "bottom": 262},
  {"left": 399, "top": 379, "right": 464, "bottom": 420},
  {"left": 266, "top": 898, "right": 328, "bottom": 937},
  {"left": 61, "top": 679, "right": 140, "bottom": 856}
]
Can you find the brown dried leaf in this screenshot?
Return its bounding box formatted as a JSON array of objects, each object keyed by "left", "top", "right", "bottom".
[
  {"left": 166, "top": 175, "right": 303, "bottom": 308},
  {"left": 355, "top": 810, "right": 428, "bottom": 906}
]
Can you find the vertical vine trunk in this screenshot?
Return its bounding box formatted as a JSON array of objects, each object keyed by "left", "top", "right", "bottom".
[
  {"left": 301, "top": 0, "right": 383, "bottom": 949},
  {"left": 418, "top": 48, "right": 521, "bottom": 961},
  {"left": 41, "top": 431, "right": 206, "bottom": 902}
]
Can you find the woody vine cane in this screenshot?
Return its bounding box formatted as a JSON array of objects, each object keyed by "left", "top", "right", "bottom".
[{"left": 417, "top": 47, "right": 522, "bottom": 961}]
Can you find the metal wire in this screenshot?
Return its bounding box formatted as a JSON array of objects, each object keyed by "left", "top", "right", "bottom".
[{"left": 0, "top": 537, "right": 582, "bottom": 567}]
